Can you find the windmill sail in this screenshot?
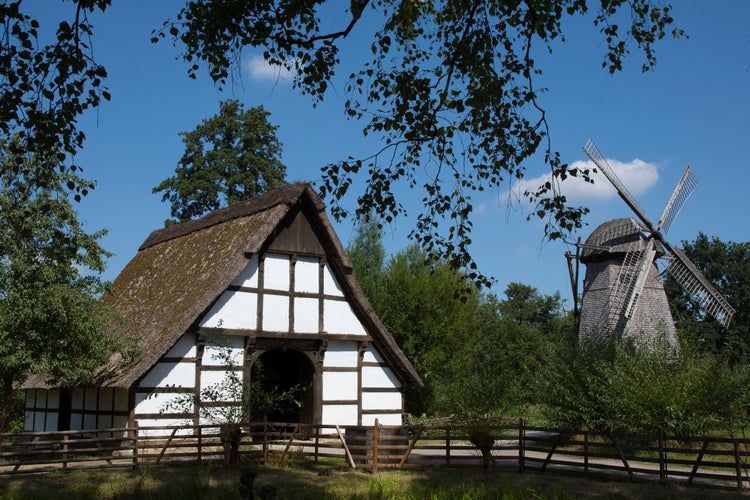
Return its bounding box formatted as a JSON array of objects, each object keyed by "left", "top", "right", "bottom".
[
  {"left": 624, "top": 239, "right": 658, "bottom": 319},
  {"left": 657, "top": 166, "right": 699, "bottom": 235},
  {"left": 663, "top": 245, "right": 735, "bottom": 328},
  {"left": 609, "top": 243, "right": 647, "bottom": 328},
  {"left": 583, "top": 138, "right": 654, "bottom": 230}
]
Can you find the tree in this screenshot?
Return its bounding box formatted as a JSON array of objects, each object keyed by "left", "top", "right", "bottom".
[
  {"left": 347, "top": 212, "right": 386, "bottom": 305},
  {"left": 665, "top": 233, "right": 750, "bottom": 363},
  {"left": 153, "top": 100, "right": 287, "bottom": 224},
  {"left": 157, "top": 0, "right": 683, "bottom": 285},
  {"left": 0, "top": 145, "right": 126, "bottom": 432},
  {"left": 0, "top": 0, "right": 110, "bottom": 199}
]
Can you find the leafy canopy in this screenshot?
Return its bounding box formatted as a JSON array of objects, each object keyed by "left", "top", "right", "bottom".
[
  {"left": 153, "top": 99, "right": 287, "bottom": 224},
  {"left": 0, "top": 0, "right": 111, "bottom": 199},
  {"left": 0, "top": 144, "right": 125, "bottom": 431},
  {"left": 158, "top": 0, "right": 684, "bottom": 285}
]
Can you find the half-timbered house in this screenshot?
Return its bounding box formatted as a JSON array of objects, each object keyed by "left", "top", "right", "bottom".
[{"left": 23, "top": 183, "right": 422, "bottom": 432}]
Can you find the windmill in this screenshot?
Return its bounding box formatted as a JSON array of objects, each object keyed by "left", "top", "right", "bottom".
[{"left": 576, "top": 139, "right": 734, "bottom": 347}]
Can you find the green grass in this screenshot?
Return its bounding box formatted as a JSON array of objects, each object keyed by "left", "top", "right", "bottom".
[{"left": 0, "top": 463, "right": 748, "bottom": 499}]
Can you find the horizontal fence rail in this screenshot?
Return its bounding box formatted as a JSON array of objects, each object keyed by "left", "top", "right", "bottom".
[
  {"left": 2, "top": 420, "right": 750, "bottom": 489},
  {"left": 0, "top": 427, "right": 136, "bottom": 474}
]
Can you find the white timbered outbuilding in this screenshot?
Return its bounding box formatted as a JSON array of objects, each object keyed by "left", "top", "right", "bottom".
[{"left": 23, "top": 183, "right": 422, "bottom": 433}]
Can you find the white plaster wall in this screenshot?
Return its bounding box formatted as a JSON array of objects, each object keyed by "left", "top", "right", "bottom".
[
  {"left": 166, "top": 334, "right": 198, "bottom": 358},
  {"left": 134, "top": 392, "right": 191, "bottom": 415},
  {"left": 45, "top": 412, "right": 59, "bottom": 431},
  {"left": 71, "top": 388, "right": 84, "bottom": 410},
  {"left": 25, "top": 412, "right": 45, "bottom": 432},
  {"left": 322, "top": 404, "right": 358, "bottom": 426},
  {"left": 322, "top": 371, "right": 358, "bottom": 401},
  {"left": 264, "top": 254, "right": 290, "bottom": 291},
  {"left": 202, "top": 336, "right": 244, "bottom": 366},
  {"left": 362, "top": 413, "right": 402, "bottom": 426},
  {"left": 114, "top": 388, "right": 129, "bottom": 412},
  {"left": 113, "top": 415, "right": 128, "bottom": 429},
  {"left": 362, "top": 392, "right": 402, "bottom": 410},
  {"left": 83, "top": 413, "right": 96, "bottom": 429},
  {"left": 135, "top": 418, "right": 192, "bottom": 436},
  {"left": 84, "top": 388, "right": 97, "bottom": 411},
  {"left": 295, "top": 256, "right": 319, "bottom": 293},
  {"left": 200, "top": 369, "right": 243, "bottom": 401},
  {"left": 262, "top": 294, "right": 289, "bottom": 331},
  {"left": 98, "top": 388, "right": 113, "bottom": 411},
  {"left": 199, "top": 290, "right": 258, "bottom": 329},
  {"left": 363, "top": 346, "right": 384, "bottom": 364},
  {"left": 294, "top": 297, "right": 318, "bottom": 333},
  {"left": 231, "top": 254, "right": 259, "bottom": 288},
  {"left": 324, "top": 300, "right": 366, "bottom": 335},
  {"left": 362, "top": 366, "right": 400, "bottom": 389},
  {"left": 138, "top": 362, "right": 196, "bottom": 388},
  {"left": 323, "top": 266, "right": 344, "bottom": 296},
  {"left": 42, "top": 389, "right": 58, "bottom": 408},
  {"left": 323, "top": 341, "right": 358, "bottom": 367}
]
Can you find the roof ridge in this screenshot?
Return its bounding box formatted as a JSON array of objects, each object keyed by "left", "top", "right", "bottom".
[{"left": 140, "top": 182, "right": 310, "bottom": 250}]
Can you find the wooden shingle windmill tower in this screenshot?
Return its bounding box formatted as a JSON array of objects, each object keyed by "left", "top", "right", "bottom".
[{"left": 577, "top": 139, "right": 735, "bottom": 347}]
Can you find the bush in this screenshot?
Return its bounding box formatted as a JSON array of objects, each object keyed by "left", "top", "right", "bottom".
[{"left": 538, "top": 334, "right": 750, "bottom": 435}]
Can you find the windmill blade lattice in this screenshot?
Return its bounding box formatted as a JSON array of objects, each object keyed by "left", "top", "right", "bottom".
[
  {"left": 608, "top": 243, "right": 648, "bottom": 330},
  {"left": 664, "top": 246, "right": 735, "bottom": 328},
  {"left": 657, "top": 166, "right": 699, "bottom": 235},
  {"left": 583, "top": 138, "right": 654, "bottom": 230},
  {"left": 624, "top": 238, "right": 658, "bottom": 319}
]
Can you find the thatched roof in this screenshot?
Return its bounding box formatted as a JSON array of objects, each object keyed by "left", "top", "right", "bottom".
[{"left": 26, "top": 183, "right": 422, "bottom": 389}]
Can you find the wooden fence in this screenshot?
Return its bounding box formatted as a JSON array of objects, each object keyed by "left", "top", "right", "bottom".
[{"left": 3, "top": 421, "right": 750, "bottom": 489}]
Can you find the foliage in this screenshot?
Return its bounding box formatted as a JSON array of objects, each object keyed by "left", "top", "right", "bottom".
[
  {"left": 161, "top": 339, "right": 305, "bottom": 425},
  {"left": 347, "top": 217, "right": 570, "bottom": 417},
  {"left": 153, "top": 99, "right": 287, "bottom": 224},
  {"left": 665, "top": 232, "right": 750, "bottom": 364},
  {"left": 0, "top": 145, "right": 123, "bottom": 432},
  {"left": 538, "top": 335, "right": 750, "bottom": 435},
  {"left": 0, "top": 0, "right": 111, "bottom": 199},
  {"left": 347, "top": 211, "right": 386, "bottom": 306},
  {"left": 158, "top": 0, "right": 684, "bottom": 286}
]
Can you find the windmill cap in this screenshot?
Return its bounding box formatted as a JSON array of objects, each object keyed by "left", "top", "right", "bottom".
[{"left": 581, "top": 217, "right": 665, "bottom": 262}]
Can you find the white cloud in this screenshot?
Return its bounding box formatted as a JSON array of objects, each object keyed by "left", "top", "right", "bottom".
[
  {"left": 510, "top": 157, "right": 659, "bottom": 205},
  {"left": 244, "top": 55, "right": 298, "bottom": 81}
]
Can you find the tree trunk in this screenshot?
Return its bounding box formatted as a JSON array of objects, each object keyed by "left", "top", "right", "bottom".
[{"left": 0, "top": 376, "right": 16, "bottom": 433}]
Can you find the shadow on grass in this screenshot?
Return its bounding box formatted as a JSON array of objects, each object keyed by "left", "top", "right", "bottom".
[{"left": 1, "top": 462, "right": 749, "bottom": 499}]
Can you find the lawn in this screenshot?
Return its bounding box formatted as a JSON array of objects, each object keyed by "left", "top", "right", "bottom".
[{"left": 0, "top": 463, "right": 748, "bottom": 499}]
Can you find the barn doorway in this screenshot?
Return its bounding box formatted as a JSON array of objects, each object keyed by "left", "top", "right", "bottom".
[{"left": 253, "top": 349, "right": 315, "bottom": 424}]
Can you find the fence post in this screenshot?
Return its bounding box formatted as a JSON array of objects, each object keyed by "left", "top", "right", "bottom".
[
  {"left": 446, "top": 427, "right": 451, "bottom": 466},
  {"left": 314, "top": 425, "right": 320, "bottom": 464},
  {"left": 133, "top": 422, "right": 139, "bottom": 467},
  {"left": 735, "top": 439, "right": 743, "bottom": 489},
  {"left": 197, "top": 425, "right": 202, "bottom": 462},
  {"left": 583, "top": 429, "right": 589, "bottom": 474},
  {"left": 518, "top": 418, "right": 525, "bottom": 473},
  {"left": 372, "top": 419, "right": 380, "bottom": 474},
  {"left": 62, "top": 433, "right": 69, "bottom": 470},
  {"left": 263, "top": 416, "right": 268, "bottom": 463},
  {"left": 658, "top": 428, "right": 666, "bottom": 482}
]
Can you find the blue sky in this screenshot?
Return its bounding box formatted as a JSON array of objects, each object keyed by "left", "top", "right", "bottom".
[{"left": 28, "top": 2, "right": 750, "bottom": 308}]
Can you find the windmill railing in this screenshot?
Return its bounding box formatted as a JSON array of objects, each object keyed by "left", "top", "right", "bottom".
[{"left": 4, "top": 421, "right": 750, "bottom": 489}]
